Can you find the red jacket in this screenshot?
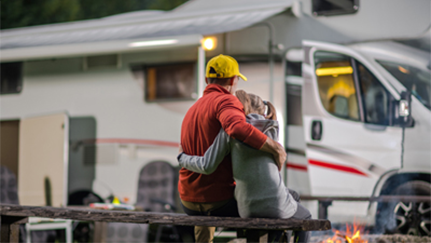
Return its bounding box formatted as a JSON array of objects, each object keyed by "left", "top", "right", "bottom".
[{"left": 179, "top": 84, "right": 267, "bottom": 202}]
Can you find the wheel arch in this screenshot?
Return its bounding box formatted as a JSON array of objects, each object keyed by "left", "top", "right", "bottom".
[
  {"left": 372, "top": 173, "right": 431, "bottom": 236},
  {"left": 379, "top": 172, "right": 431, "bottom": 196},
  {"left": 368, "top": 170, "right": 430, "bottom": 220}
]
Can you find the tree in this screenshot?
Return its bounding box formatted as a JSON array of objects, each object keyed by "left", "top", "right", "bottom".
[
  {"left": 1, "top": 0, "right": 188, "bottom": 30},
  {"left": 146, "top": 0, "right": 190, "bottom": 10}
]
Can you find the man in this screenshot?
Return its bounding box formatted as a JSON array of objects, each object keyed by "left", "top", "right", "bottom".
[{"left": 179, "top": 54, "right": 286, "bottom": 243}]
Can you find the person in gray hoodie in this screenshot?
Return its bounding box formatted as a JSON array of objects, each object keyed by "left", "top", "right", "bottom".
[{"left": 178, "top": 90, "right": 311, "bottom": 243}]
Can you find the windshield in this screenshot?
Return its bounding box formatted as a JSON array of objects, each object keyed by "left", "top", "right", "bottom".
[{"left": 377, "top": 60, "right": 431, "bottom": 110}]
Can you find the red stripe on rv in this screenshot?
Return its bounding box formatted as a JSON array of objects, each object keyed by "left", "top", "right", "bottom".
[
  {"left": 84, "top": 138, "right": 179, "bottom": 147},
  {"left": 286, "top": 162, "right": 308, "bottom": 171},
  {"left": 308, "top": 159, "right": 368, "bottom": 177}
]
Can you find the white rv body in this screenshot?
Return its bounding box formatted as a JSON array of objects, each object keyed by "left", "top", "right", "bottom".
[
  {"left": 1, "top": 0, "right": 430, "bottom": 234},
  {"left": 283, "top": 40, "right": 431, "bottom": 225}
]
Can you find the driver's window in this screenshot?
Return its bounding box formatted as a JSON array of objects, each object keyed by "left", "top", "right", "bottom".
[
  {"left": 314, "top": 51, "right": 360, "bottom": 121},
  {"left": 314, "top": 51, "right": 392, "bottom": 125},
  {"left": 357, "top": 63, "right": 390, "bottom": 125}
]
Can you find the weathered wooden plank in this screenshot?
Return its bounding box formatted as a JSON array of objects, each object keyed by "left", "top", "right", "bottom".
[{"left": 0, "top": 204, "right": 331, "bottom": 231}]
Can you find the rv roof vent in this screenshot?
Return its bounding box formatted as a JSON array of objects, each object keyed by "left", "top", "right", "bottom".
[{"left": 83, "top": 54, "right": 120, "bottom": 70}]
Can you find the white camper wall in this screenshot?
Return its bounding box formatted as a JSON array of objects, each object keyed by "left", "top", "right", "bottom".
[
  {"left": 0, "top": 46, "right": 201, "bottom": 203},
  {"left": 226, "top": 0, "right": 430, "bottom": 55}
]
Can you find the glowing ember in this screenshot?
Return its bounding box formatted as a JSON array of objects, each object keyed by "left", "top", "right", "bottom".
[{"left": 322, "top": 222, "right": 368, "bottom": 243}]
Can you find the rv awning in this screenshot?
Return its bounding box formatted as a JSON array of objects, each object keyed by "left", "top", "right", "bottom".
[
  {"left": 0, "top": 35, "right": 204, "bottom": 62},
  {"left": 0, "top": 0, "right": 292, "bottom": 61}
]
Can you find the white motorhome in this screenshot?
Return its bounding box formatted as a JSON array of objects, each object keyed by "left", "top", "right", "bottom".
[
  {"left": 1, "top": 0, "right": 430, "bottom": 237},
  {"left": 285, "top": 40, "right": 430, "bottom": 236}
]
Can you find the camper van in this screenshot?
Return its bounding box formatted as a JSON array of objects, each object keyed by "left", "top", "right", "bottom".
[
  {"left": 284, "top": 40, "right": 430, "bottom": 236},
  {"left": 1, "top": 0, "right": 430, "bottom": 238}
]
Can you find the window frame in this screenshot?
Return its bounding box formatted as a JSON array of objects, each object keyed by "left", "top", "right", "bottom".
[
  {"left": 313, "top": 51, "right": 361, "bottom": 122},
  {"left": 350, "top": 58, "right": 365, "bottom": 122},
  {"left": 313, "top": 51, "right": 396, "bottom": 126}
]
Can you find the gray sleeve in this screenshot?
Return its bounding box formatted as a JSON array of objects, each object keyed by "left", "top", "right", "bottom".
[{"left": 178, "top": 129, "right": 231, "bottom": 175}]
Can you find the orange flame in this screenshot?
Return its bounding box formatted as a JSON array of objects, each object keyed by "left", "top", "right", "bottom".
[{"left": 322, "top": 222, "right": 368, "bottom": 243}]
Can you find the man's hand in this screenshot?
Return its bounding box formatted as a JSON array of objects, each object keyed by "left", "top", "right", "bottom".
[
  {"left": 273, "top": 142, "right": 287, "bottom": 171},
  {"left": 178, "top": 144, "right": 183, "bottom": 154},
  {"left": 259, "top": 137, "right": 287, "bottom": 171}
]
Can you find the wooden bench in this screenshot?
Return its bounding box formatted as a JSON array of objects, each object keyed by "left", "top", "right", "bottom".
[{"left": 0, "top": 204, "right": 331, "bottom": 243}]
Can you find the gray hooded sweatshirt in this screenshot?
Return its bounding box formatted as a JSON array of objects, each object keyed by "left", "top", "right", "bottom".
[{"left": 178, "top": 113, "right": 297, "bottom": 219}]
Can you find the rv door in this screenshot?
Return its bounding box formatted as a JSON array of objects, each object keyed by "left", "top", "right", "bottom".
[
  {"left": 301, "top": 40, "right": 403, "bottom": 200},
  {"left": 18, "top": 113, "right": 69, "bottom": 207}
]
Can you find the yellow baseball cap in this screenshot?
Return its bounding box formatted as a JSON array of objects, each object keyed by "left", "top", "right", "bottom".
[{"left": 206, "top": 54, "right": 247, "bottom": 81}]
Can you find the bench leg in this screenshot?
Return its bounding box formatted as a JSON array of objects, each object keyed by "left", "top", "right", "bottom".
[
  {"left": 93, "top": 221, "right": 107, "bottom": 243},
  {"left": 1, "top": 215, "right": 28, "bottom": 243},
  {"left": 244, "top": 230, "right": 268, "bottom": 243},
  {"left": 318, "top": 201, "right": 333, "bottom": 219}
]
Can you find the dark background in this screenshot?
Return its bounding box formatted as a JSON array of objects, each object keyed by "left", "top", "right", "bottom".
[{"left": 1, "top": 0, "right": 189, "bottom": 30}]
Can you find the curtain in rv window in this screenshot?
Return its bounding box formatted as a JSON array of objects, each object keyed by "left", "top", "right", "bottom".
[{"left": 143, "top": 62, "right": 197, "bottom": 102}]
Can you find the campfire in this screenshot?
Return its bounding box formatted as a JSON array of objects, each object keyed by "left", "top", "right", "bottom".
[{"left": 322, "top": 222, "right": 368, "bottom": 243}]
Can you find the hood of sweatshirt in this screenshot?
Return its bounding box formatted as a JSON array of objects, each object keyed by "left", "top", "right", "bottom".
[{"left": 246, "top": 113, "right": 279, "bottom": 141}]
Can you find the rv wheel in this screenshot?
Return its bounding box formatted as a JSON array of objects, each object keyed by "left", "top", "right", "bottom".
[{"left": 376, "top": 180, "right": 431, "bottom": 236}]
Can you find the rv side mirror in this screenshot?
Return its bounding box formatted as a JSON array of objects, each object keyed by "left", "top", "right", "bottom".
[
  {"left": 399, "top": 100, "right": 409, "bottom": 117},
  {"left": 397, "top": 91, "right": 414, "bottom": 127}
]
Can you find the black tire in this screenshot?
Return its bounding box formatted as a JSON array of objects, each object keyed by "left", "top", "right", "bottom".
[{"left": 376, "top": 180, "right": 431, "bottom": 236}]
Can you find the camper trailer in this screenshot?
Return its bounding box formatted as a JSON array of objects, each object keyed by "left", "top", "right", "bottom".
[{"left": 1, "top": 0, "right": 430, "bottom": 238}]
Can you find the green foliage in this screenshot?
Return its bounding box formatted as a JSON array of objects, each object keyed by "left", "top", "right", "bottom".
[
  {"left": 1, "top": 0, "right": 189, "bottom": 30},
  {"left": 147, "top": 0, "right": 190, "bottom": 10}
]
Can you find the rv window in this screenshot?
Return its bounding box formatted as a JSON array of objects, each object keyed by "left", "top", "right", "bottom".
[
  {"left": 357, "top": 63, "right": 391, "bottom": 125},
  {"left": 286, "top": 61, "right": 302, "bottom": 77},
  {"left": 142, "top": 62, "right": 196, "bottom": 102},
  {"left": 314, "top": 52, "right": 360, "bottom": 121},
  {"left": 377, "top": 60, "right": 430, "bottom": 111},
  {"left": 1, "top": 62, "right": 22, "bottom": 95},
  {"left": 312, "top": 0, "right": 359, "bottom": 16},
  {"left": 286, "top": 84, "right": 303, "bottom": 125}
]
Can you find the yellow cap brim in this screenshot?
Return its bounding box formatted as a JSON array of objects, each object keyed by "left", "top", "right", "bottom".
[{"left": 238, "top": 73, "right": 247, "bottom": 81}]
